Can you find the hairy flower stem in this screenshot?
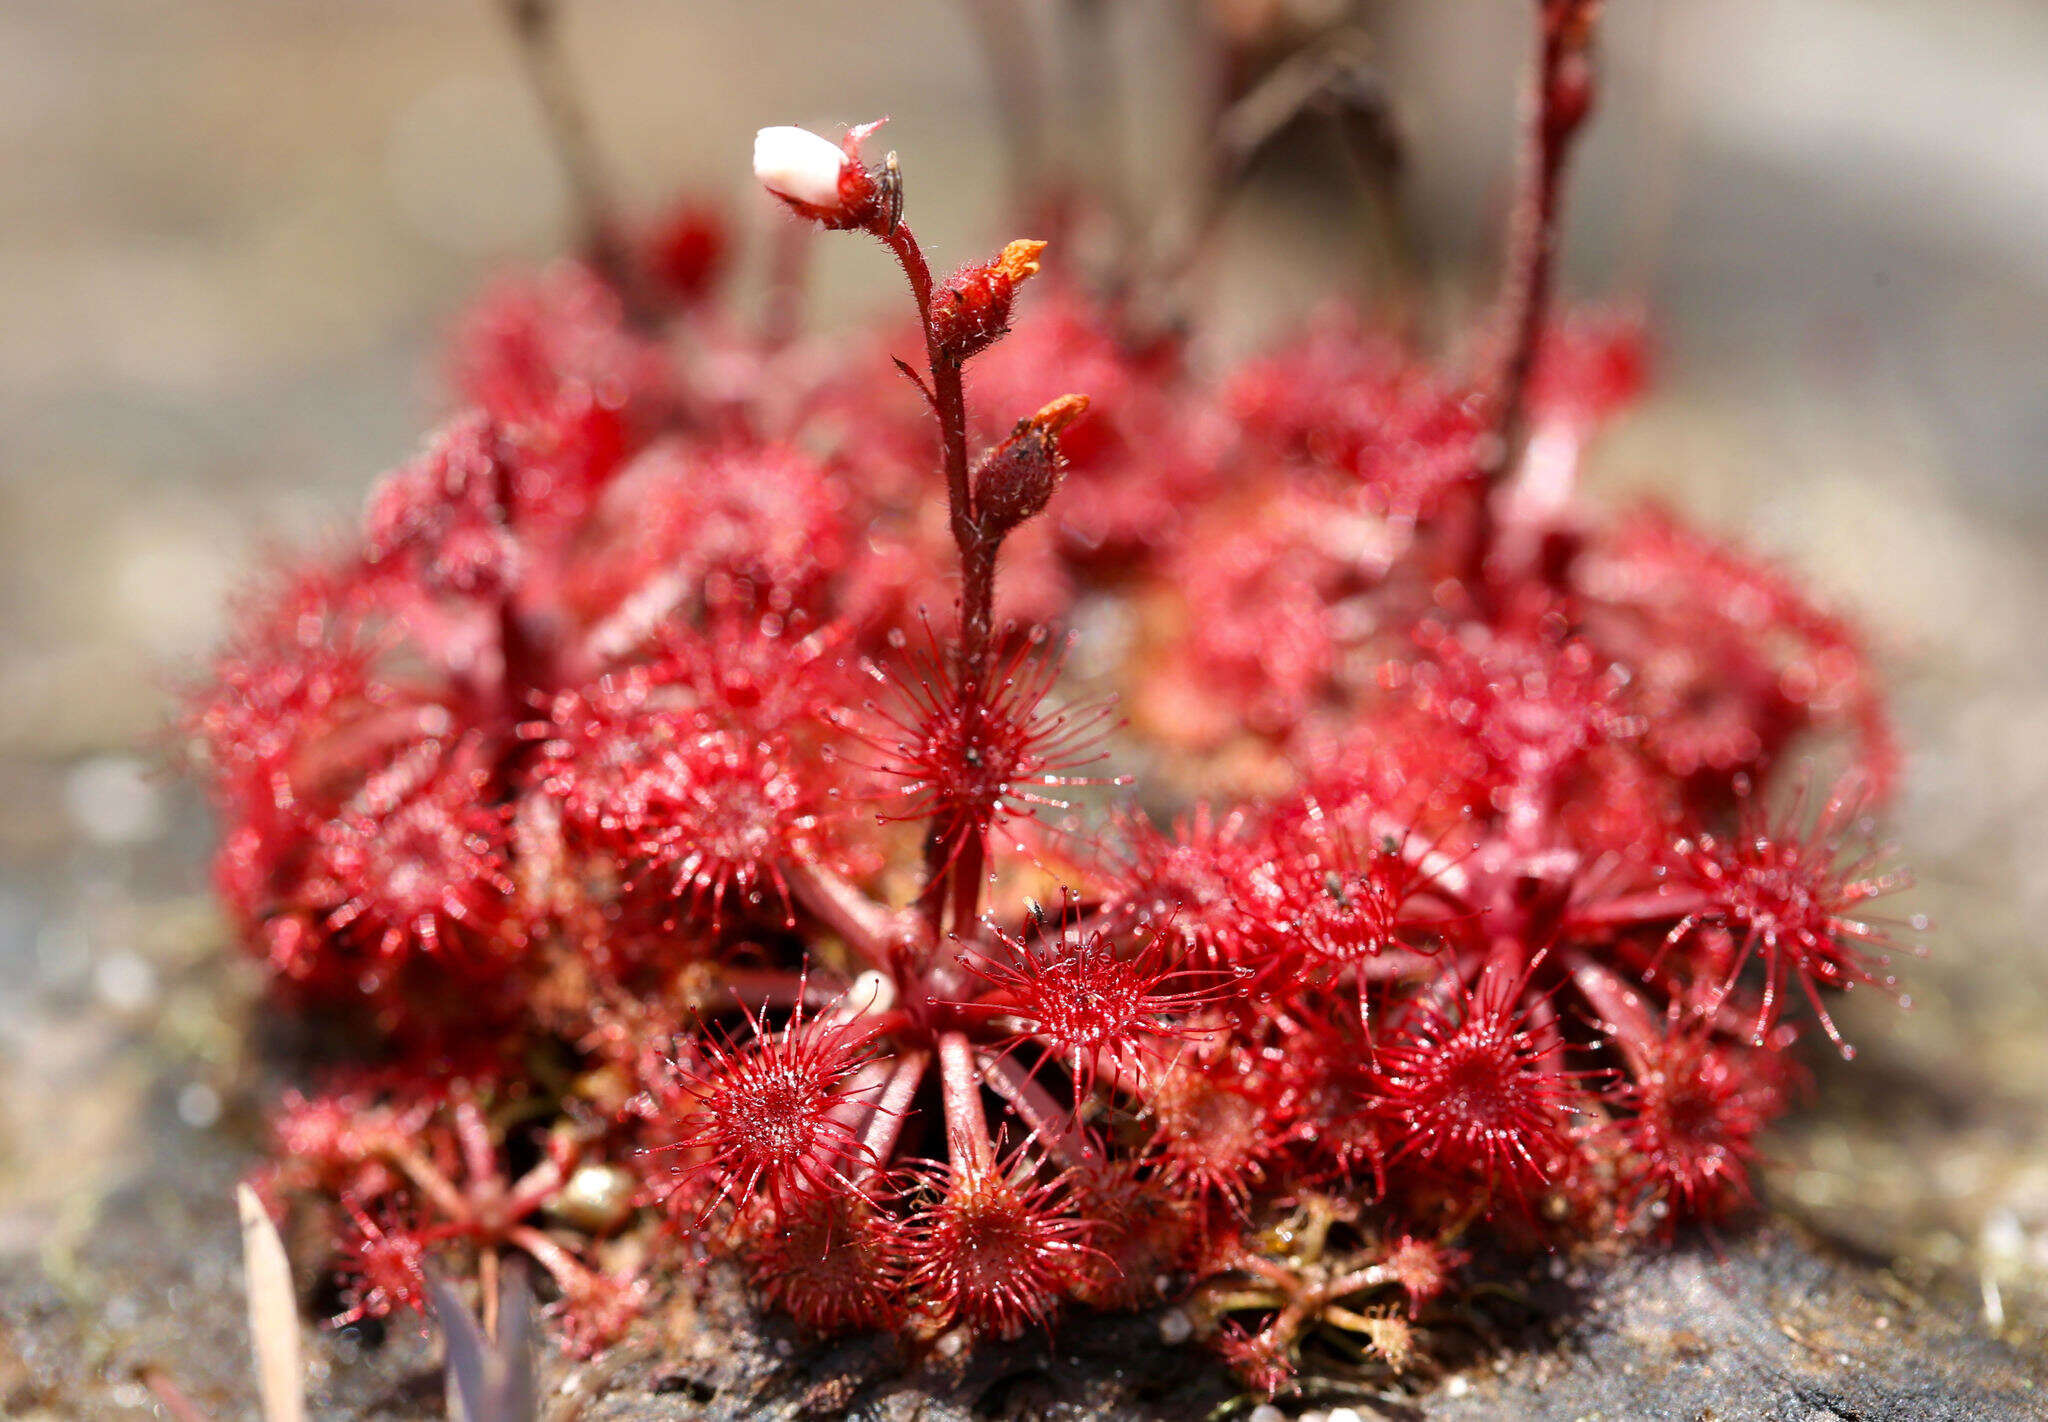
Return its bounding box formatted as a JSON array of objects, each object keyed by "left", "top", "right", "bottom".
[
  {"left": 878, "top": 221, "right": 974, "bottom": 564},
  {"left": 1456, "top": 0, "right": 1601, "bottom": 596},
  {"left": 881, "top": 216, "right": 1002, "bottom": 941},
  {"left": 1488, "top": 1, "right": 1599, "bottom": 455}
]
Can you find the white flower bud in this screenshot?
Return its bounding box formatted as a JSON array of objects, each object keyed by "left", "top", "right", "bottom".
[{"left": 753, "top": 125, "right": 851, "bottom": 209}]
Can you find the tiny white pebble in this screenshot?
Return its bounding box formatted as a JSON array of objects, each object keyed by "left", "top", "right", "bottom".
[
  {"left": 95, "top": 951, "right": 156, "bottom": 1012},
  {"left": 1328, "top": 1410, "right": 1364, "bottom": 1422},
  {"left": 176, "top": 1082, "right": 222, "bottom": 1129},
  {"left": 1249, "top": 1407, "right": 1286, "bottom": 1422},
  {"left": 1156, "top": 1308, "right": 1193, "bottom": 1344},
  {"left": 1446, "top": 1375, "right": 1472, "bottom": 1398},
  {"left": 849, "top": 969, "right": 896, "bottom": 1015},
  {"left": 1980, "top": 1210, "right": 2025, "bottom": 1265},
  {"left": 64, "top": 755, "right": 163, "bottom": 845}
]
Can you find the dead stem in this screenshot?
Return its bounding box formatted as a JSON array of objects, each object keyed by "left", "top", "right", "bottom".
[
  {"left": 959, "top": 0, "right": 1049, "bottom": 201},
  {"left": 498, "top": 0, "right": 656, "bottom": 321},
  {"left": 1460, "top": 0, "right": 1602, "bottom": 592}
]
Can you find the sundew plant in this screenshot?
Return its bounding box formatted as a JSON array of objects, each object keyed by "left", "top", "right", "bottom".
[{"left": 185, "top": 0, "right": 1917, "bottom": 1392}]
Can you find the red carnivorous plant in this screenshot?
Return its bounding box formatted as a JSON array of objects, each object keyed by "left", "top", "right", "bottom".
[{"left": 188, "top": 0, "right": 1919, "bottom": 1395}]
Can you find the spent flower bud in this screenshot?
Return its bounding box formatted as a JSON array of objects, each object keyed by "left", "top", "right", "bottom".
[
  {"left": 930, "top": 239, "right": 1047, "bottom": 365},
  {"left": 972, "top": 393, "right": 1090, "bottom": 538}
]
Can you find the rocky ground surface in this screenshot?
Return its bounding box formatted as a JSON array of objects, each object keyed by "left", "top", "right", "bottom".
[{"left": 4, "top": 1069, "right": 2044, "bottom": 1421}]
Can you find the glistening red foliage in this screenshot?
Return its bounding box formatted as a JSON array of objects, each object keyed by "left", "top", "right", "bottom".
[{"left": 188, "top": 15, "right": 1918, "bottom": 1390}]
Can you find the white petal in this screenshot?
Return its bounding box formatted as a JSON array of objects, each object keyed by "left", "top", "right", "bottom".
[{"left": 752, "top": 125, "right": 849, "bottom": 208}]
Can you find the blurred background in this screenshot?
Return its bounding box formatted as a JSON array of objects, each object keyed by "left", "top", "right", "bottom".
[{"left": 2, "top": 0, "right": 2046, "bottom": 1399}]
